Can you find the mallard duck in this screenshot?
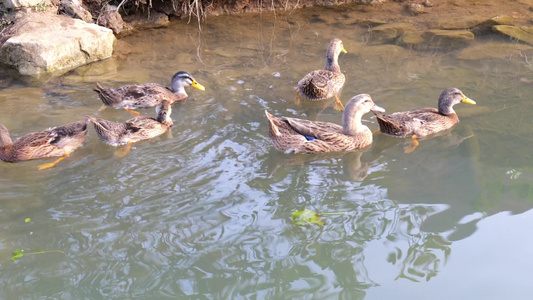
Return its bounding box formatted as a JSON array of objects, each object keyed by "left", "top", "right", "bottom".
[
  {"left": 374, "top": 88, "right": 476, "bottom": 153},
  {"left": 0, "top": 118, "right": 89, "bottom": 170},
  {"left": 87, "top": 100, "right": 173, "bottom": 154},
  {"left": 94, "top": 71, "right": 205, "bottom": 115},
  {"left": 265, "top": 94, "right": 385, "bottom": 153},
  {"left": 297, "top": 38, "right": 347, "bottom": 111}
]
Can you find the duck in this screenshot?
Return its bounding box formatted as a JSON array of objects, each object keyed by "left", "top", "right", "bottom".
[
  {"left": 0, "top": 118, "right": 89, "bottom": 170},
  {"left": 94, "top": 71, "right": 205, "bottom": 115},
  {"left": 373, "top": 87, "right": 476, "bottom": 153},
  {"left": 297, "top": 38, "right": 347, "bottom": 111},
  {"left": 265, "top": 94, "right": 385, "bottom": 153},
  {"left": 87, "top": 100, "right": 173, "bottom": 154}
]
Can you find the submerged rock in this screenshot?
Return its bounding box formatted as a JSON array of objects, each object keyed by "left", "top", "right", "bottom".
[
  {"left": 472, "top": 15, "right": 514, "bottom": 35},
  {"left": 398, "top": 31, "right": 424, "bottom": 46},
  {"left": 437, "top": 17, "right": 486, "bottom": 30},
  {"left": 458, "top": 42, "right": 533, "bottom": 60},
  {"left": 493, "top": 25, "right": 533, "bottom": 45},
  {"left": 367, "top": 23, "right": 416, "bottom": 44},
  {"left": 421, "top": 29, "right": 474, "bottom": 50},
  {"left": 359, "top": 45, "right": 406, "bottom": 60},
  {"left": 0, "top": 13, "right": 115, "bottom": 75}
]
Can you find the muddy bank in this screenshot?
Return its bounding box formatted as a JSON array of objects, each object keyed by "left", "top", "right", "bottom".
[{"left": 0, "top": 0, "right": 532, "bottom": 76}]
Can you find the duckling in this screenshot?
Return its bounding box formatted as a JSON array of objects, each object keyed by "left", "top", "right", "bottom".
[
  {"left": 0, "top": 118, "right": 89, "bottom": 170},
  {"left": 374, "top": 88, "right": 476, "bottom": 153},
  {"left": 297, "top": 39, "right": 347, "bottom": 111},
  {"left": 87, "top": 100, "right": 173, "bottom": 155},
  {"left": 265, "top": 94, "right": 385, "bottom": 153},
  {"left": 94, "top": 71, "right": 205, "bottom": 115}
]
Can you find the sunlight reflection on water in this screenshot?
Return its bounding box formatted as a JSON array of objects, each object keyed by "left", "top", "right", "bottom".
[{"left": 0, "top": 5, "right": 532, "bottom": 299}]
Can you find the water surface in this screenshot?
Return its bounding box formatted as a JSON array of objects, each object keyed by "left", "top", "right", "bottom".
[{"left": 1, "top": 6, "right": 533, "bottom": 299}]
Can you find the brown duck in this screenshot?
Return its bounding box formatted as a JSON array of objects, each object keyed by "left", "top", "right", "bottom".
[
  {"left": 87, "top": 100, "right": 173, "bottom": 154},
  {"left": 0, "top": 119, "right": 89, "bottom": 170},
  {"left": 297, "top": 38, "right": 347, "bottom": 111},
  {"left": 94, "top": 71, "right": 205, "bottom": 115},
  {"left": 374, "top": 87, "right": 476, "bottom": 153},
  {"left": 265, "top": 94, "right": 385, "bottom": 153}
]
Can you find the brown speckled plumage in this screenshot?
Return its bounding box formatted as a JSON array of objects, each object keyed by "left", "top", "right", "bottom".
[
  {"left": 88, "top": 101, "right": 173, "bottom": 146},
  {"left": 265, "top": 94, "right": 385, "bottom": 153},
  {"left": 0, "top": 119, "right": 88, "bottom": 162},
  {"left": 374, "top": 88, "right": 476, "bottom": 138},
  {"left": 94, "top": 71, "right": 205, "bottom": 110},
  {"left": 297, "top": 39, "right": 346, "bottom": 101}
]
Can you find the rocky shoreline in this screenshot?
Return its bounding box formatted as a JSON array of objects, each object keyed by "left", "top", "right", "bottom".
[{"left": 0, "top": 0, "right": 532, "bottom": 76}]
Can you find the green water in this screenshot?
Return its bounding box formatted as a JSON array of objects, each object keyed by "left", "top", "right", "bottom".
[{"left": 1, "top": 7, "right": 533, "bottom": 299}]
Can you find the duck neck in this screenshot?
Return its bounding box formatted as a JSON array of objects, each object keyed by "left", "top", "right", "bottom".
[
  {"left": 171, "top": 81, "right": 188, "bottom": 98},
  {"left": 0, "top": 125, "right": 13, "bottom": 160},
  {"left": 0, "top": 125, "right": 13, "bottom": 147},
  {"left": 343, "top": 110, "right": 365, "bottom": 136},
  {"left": 438, "top": 102, "right": 455, "bottom": 115},
  {"left": 156, "top": 102, "right": 173, "bottom": 125},
  {"left": 325, "top": 56, "right": 341, "bottom": 73}
]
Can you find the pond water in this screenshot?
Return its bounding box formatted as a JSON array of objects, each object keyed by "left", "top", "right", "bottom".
[{"left": 1, "top": 5, "right": 533, "bottom": 299}]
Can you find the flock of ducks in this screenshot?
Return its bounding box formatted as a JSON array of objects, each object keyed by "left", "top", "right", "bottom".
[
  {"left": 0, "top": 72, "right": 205, "bottom": 169},
  {"left": 266, "top": 38, "right": 476, "bottom": 154},
  {"left": 0, "top": 39, "right": 476, "bottom": 169}
]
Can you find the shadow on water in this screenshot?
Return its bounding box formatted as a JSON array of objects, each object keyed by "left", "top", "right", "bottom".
[{"left": 0, "top": 5, "right": 533, "bottom": 299}]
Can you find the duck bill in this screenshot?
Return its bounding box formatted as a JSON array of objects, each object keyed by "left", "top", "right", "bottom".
[
  {"left": 342, "top": 47, "right": 347, "bottom": 54},
  {"left": 371, "top": 104, "right": 386, "bottom": 113},
  {"left": 462, "top": 94, "right": 476, "bottom": 105},
  {"left": 191, "top": 81, "right": 206, "bottom": 91}
]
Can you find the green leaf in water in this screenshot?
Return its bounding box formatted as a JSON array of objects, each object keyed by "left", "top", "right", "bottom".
[
  {"left": 292, "top": 209, "right": 325, "bottom": 226},
  {"left": 11, "top": 250, "right": 24, "bottom": 261},
  {"left": 10, "top": 248, "right": 64, "bottom": 262},
  {"left": 25, "top": 218, "right": 31, "bottom": 223}
]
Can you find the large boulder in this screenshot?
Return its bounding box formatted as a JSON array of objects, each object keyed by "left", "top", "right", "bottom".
[{"left": 0, "top": 13, "right": 115, "bottom": 75}]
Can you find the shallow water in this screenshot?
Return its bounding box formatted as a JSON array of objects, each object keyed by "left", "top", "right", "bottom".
[{"left": 1, "top": 6, "right": 533, "bottom": 299}]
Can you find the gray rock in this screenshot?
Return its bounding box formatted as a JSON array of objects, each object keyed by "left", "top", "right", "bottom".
[
  {"left": 405, "top": 3, "right": 425, "bottom": 15},
  {"left": 493, "top": 25, "right": 533, "bottom": 45},
  {"left": 60, "top": 0, "right": 92, "bottom": 23},
  {"left": 0, "top": 13, "right": 115, "bottom": 75},
  {"left": 97, "top": 8, "right": 124, "bottom": 34}
]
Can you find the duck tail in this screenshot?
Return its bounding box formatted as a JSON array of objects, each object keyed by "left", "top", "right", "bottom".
[
  {"left": 265, "top": 110, "right": 282, "bottom": 136},
  {"left": 94, "top": 83, "right": 121, "bottom": 106},
  {"left": 375, "top": 115, "right": 402, "bottom": 136}
]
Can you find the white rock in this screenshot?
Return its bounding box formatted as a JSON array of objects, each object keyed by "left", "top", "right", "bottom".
[{"left": 0, "top": 13, "right": 115, "bottom": 75}]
